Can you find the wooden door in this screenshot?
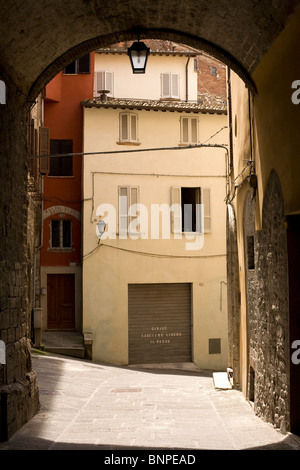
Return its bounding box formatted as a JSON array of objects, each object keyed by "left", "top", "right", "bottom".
[{"left": 47, "top": 274, "right": 75, "bottom": 329}]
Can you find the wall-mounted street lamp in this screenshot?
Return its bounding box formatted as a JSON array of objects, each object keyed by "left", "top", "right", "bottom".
[
  {"left": 128, "top": 37, "right": 150, "bottom": 74},
  {"left": 97, "top": 219, "right": 106, "bottom": 243}
]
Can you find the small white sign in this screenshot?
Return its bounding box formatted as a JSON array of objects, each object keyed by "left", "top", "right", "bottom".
[
  {"left": 0, "top": 80, "right": 6, "bottom": 104},
  {"left": 0, "top": 340, "right": 6, "bottom": 364}
]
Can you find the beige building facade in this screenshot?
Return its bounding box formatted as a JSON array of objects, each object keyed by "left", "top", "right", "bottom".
[{"left": 82, "top": 44, "right": 229, "bottom": 369}]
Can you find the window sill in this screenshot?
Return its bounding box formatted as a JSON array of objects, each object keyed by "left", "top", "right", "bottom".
[
  {"left": 47, "top": 175, "right": 74, "bottom": 178},
  {"left": 47, "top": 248, "right": 75, "bottom": 252},
  {"left": 117, "top": 141, "right": 141, "bottom": 146},
  {"left": 178, "top": 143, "right": 198, "bottom": 147},
  {"left": 160, "top": 97, "right": 180, "bottom": 101}
]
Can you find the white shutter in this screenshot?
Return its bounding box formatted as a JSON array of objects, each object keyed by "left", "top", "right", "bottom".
[
  {"left": 161, "top": 73, "right": 180, "bottom": 99},
  {"left": 105, "top": 71, "right": 114, "bottom": 96},
  {"left": 94, "top": 72, "right": 102, "bottom": 97},
  {"left": 130, "top": 114, "right": 137, "bottom": 141},
  {"left": 94, "top": 71, "right": 114, "bottom": 97},
  {"left": 119, "top": 186, "right": 128, "bottom": 237},
  {"left": 201, "top": 188, "right": 211, "bottom": 233},
  {"left": 120, "top": 113, "right": 129, "bottom": 141},
  {"left": 161, "top": 73, "right": 170, "bottom": 98},
  {"left": 119, "top": 113, "right": 138, "bottom": 142},
  {"left": 129, "top": 186, "right": 140, "bottom": 233},
  {"left": 171, "top": 73, "right": 180, "bottom": 99},
  {"left": 181, "top": 118, "right": 189, "bottom": 144},
  {"left": 171, "top": 187, "right": 182, "bottom": 234},
  {"left": 181, "top": 117, "right": 198, "bottom": 144},
  {"left": 191, "top": 118, "right": 198, "bottom": 143}
]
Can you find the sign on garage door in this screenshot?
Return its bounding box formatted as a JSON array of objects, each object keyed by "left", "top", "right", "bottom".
[{"left": 128, "top": 283, "right": 192, "bottom": 364}]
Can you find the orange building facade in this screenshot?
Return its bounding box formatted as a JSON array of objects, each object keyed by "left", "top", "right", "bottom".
[{"left": 40, "top": 53, "right": 94, "bottom": 333}]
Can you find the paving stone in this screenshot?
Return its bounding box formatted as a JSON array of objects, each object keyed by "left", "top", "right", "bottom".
[{"left": 0, "top": 353, "right": 300, "bottom": 451}]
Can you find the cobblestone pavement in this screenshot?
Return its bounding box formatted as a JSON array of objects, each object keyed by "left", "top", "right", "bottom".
[{"left": 1, "top": 352, "right": 300, "bottom": 451}]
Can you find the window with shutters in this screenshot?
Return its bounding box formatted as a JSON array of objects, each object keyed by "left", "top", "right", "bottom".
[
  {"left": 161, "top": 73, "right": 180, "bottom": 99},
  {"left": 49, "top": 139, "right": 73, "bottom": 177},
  {"left": 64, "top": 54, "right": 90, "bottom": 74},
  {"left": 180, "top": 117, "right": 198, "bottom": 145},
  {"left": 39, "top": 127, "right": 50, "bottom": 174},
  {"left": 171, "top": 187, "right": 211, "bottom": 234},
  {"left": 118, "top": 186, "right": 140, "bottom": 237},
  {"left": 94, "top": 71, "right": 114, "bottom": 97},
  {"left": 119, "top": 113, "right": 138, "bottom": 144},
  {"left": 50, "top": 219, "right": 72, "bottom": 249}
]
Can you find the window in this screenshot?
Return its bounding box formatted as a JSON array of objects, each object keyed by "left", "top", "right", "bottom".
[
  {"left": 210, "top": 66, "right": 217, "bottom": 76},
  {"left": 181, "top": 187, "right": 201, "bottom": 232},
  {"left": 247, "top": 235, "right": 255, "bottom": 270},
  {"left": 193, "top": 59, "right": 198, "bottom": 72},
  {"left": 51, "top": 219, "right": 72, "bottom": 249},
  {"left": 171, "top": 187, "right": 211, "bottom": 233},
  {"left": 180, "top": 117, "right": 198, "bottom": 145},
  {"left": 118, "top": 186, "right": 140, "bottom": 236},
  {"left": 161, "top": 73, "right": 180, "bottom": 99},
  {"left": 64, "top": 54, "right": 90, "bottom": 74},
  {"left": 209, "top": 338, "right": 221, "bottom": 354},
  {"left": 119, "top": 113, "right": 138, "bottom": 143},
  {"left": 49, "top": 140, "right": 73, "bottom": 176},
  {"left": 94, "top": 71, "right": 114, "bottom": 97}
]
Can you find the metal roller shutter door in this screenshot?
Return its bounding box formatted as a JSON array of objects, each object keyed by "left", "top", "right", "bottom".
[{"left": 128, "top": 283, "right": 192, "bottom": 364}]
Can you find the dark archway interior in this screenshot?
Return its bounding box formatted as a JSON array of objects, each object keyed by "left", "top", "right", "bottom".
[{"left": 0, "top": 0, "right": 299, "bottom": 102}]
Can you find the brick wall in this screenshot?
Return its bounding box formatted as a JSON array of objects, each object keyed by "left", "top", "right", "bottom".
[{"left": 196, "top": 53, "right": 227, "bottom": 107}]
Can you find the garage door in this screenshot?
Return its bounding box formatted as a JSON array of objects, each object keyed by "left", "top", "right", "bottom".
[{"left": 128, "top": 283, "right": 192, "bottom": 364}]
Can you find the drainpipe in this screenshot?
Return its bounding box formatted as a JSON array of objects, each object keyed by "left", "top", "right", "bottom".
[
  {"left": 186, "top": 56, "right": 190, "bottom": 102},
  {"left": 227, "top": 68, "right": 233, "bottom": 170}
]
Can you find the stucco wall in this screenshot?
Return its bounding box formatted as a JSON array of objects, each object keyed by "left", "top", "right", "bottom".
[
  {"left": 95, "top": 52, "right": 198, "bottom": 102},
  {"left": 82, "top": 106, "right": 228, "bottom": 369}
]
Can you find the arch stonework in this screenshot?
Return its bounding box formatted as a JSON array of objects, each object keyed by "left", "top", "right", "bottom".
[
  {"left": 42, "top": 206, "right": 81, "bottom": 221},
  {"left": 0, "top": 0, "right": 299, "bottom": 105}
]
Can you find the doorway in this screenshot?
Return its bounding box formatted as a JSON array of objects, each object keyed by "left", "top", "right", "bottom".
[
  {"left": 287, "top": 215, "right": 300, "bottom": 434},
  {"left": 47, "top": 274, "right": 75, "bottom": 329}
]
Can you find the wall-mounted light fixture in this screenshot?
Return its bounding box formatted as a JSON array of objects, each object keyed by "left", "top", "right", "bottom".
[
  {"left": 128, "top": 37, "right": 150, "bottom": 74},
  {"left": 97, "top": 219, "right": 106, "bottom": 243}
]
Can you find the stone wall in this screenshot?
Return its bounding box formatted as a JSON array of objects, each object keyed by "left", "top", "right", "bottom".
[
  {"left": 243, "top": 191, "right": 258, "bottom": 401},
  {"left": 246, "top": 171, "right": 290, "bottom": 432},
  {"left": 0, "top": 89, "right": 39, "bottom": 441}
]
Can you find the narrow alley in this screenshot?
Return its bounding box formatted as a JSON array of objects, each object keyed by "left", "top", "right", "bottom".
[{"left": 1, "top": 352, "right": 299, "bottom": 451}]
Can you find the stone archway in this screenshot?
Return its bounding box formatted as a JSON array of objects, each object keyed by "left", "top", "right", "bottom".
[
  {"left": 0, "top": 0, "right": 299, "bottom": 105},
  {"left": 1, "top": 0, "right": 300, "bottom": 441}
]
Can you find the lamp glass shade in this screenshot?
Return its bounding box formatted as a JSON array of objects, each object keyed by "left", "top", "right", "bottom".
[
  {"left": 97, "top": 220, "right": 106, "bottom": 238},
  {"left": 128, "top": 41, "right": 150, "bottom": 74}
]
